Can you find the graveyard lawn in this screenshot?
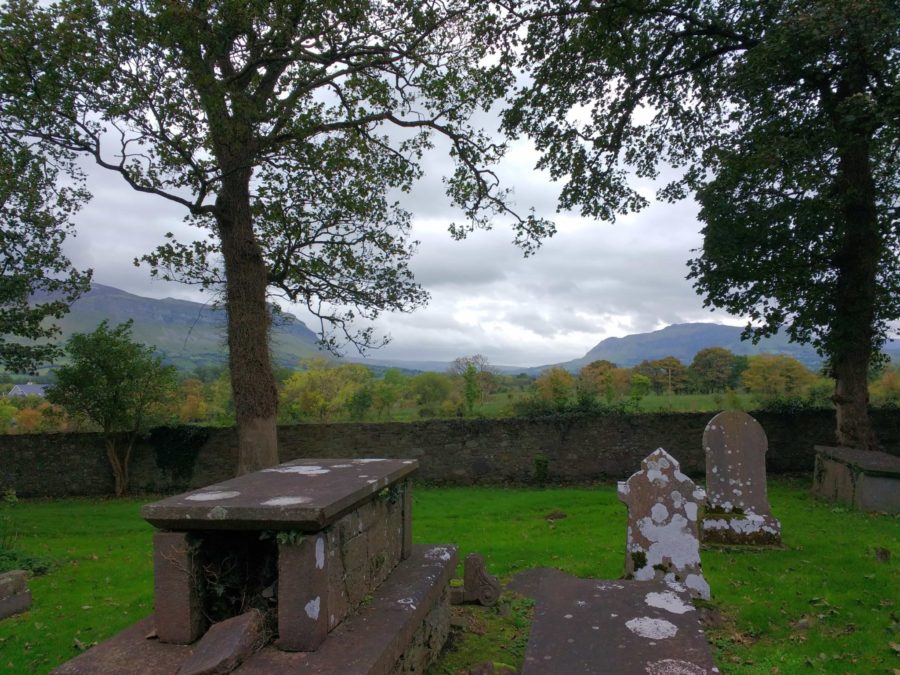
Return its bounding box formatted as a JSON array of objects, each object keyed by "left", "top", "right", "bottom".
[{"left": 0, "top": 479, "right": 895, "bottom": 674}]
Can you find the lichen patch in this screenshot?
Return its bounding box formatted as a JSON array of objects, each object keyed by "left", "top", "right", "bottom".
[
  {"left": 186, "top": 490, "right": 240, "bottom": 501},
  {"left": 264, "top": 465, "right": 330, "bottom": 475},
  {"left": 261, "top": 496, "right": 311, "bottom": 506},
  {"left": 644, "top": 591, "right": 694, "bottom": 614},
  {"left": 625, "top": 617, "right": 678, "bottom": 640}
]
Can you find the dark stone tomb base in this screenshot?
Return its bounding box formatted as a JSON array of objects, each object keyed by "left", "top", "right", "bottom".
[
  {"left": 812, "top": 446, "right": 900, "bottom": 513},
  {"left": 51, "top": 544, "right": 456, "bottom": 675}
]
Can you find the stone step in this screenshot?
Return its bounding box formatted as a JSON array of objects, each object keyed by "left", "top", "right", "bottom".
[
  {"left": 52, "top": 544, "right": 456, "bottom": 675},
  {"left": 513, "top": 570, "right": 718, "bottom": 675}
]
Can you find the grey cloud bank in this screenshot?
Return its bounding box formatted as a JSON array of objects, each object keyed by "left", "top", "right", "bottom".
[{"left": 62, "top": 128, "right": 739, "bottom": 368}]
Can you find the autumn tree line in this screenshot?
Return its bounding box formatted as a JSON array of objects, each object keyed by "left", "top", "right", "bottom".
[{"left": 3, "top": 343, "right": 898, "bottom": 435}]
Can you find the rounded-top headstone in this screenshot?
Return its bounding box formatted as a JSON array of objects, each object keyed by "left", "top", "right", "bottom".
[{"left": 703, "top": 410, "right": 770, "bottom": 515}]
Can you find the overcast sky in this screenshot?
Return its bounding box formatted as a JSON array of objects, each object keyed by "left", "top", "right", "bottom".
[{"left": 63, "top": 128, "right": 746, "bottom": 368}]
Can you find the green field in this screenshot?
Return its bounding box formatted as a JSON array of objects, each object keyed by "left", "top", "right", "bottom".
[
  {"left": 380, "top": 390, "right": 758, "bottom": 422},
  {"left": 0, "top": 481, "right": 896, "bottom": 673}
]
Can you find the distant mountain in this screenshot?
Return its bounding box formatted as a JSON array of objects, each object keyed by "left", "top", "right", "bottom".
[
  {"left": 27, "top": 285, "right": 898, "bottom": 376},
  {"left": 46, "top": 283, "right": 321, "bottom": 372},
  {"left": 547, "top": 322, "right": 900, "bottom": 372}
]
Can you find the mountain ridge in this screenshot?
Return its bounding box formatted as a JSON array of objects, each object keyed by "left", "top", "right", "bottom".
[
  {"left": 46, "top": 283, "right": 321, "bottom": 371},
  {"left": 26, "top": 284, "right": 898, "bottom": 374}
]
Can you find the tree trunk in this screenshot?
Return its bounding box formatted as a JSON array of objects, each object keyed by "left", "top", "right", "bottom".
[
  {"left": 829, "top": 76, "right": 881, "bottom": 451},
  {"left": 105, "top": 437, "right": 127, "bottom": 497},
  {"left": 217, "top": 166, "right": 280, "bottom": 474}
]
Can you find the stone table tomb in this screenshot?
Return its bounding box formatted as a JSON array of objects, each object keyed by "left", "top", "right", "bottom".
[
  {"left": 812, "top": 445, "right": 900, "bottom": 513},
  {"left": 54, "top": 458, "right": 457, "bottom": 675}
]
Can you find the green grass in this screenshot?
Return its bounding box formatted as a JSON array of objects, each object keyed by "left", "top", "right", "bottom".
[
  {"left": 0, "top": 481, "right": 897, "bottom": 673},
  {"left": 379, "top": 390, "right": 758, "bottom": 423},
  {"left": 0, "top": 499, "right": 155, "bottom": 673}
]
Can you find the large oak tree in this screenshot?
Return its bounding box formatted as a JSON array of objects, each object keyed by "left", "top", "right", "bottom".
[
  {"left": 1, "top": 0, "right": 550, "bottom": 473},
  {"left": 499, "top": 0, "right": 898, "bottom": 449}
]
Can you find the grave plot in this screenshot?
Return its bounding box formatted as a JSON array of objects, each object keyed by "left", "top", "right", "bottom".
[
  {"left": 519, "top": 574, "right": 718, "bottom": 675},
  {"left": 53, "top": 458, "right": 457, "bottom": 675},
  {"left": 510, "top": 448, "right": 717, "bottom": 674},
  {"left": 701, "top": 411, "right": 782, "bottom": 545}
]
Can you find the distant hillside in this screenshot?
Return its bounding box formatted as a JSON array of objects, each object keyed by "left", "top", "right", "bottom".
[
  {"left": 547, "top": 322, "right": 900, "bottom": 372},
  {"left": 47, "top": 283, "right": 321, "bottom": 372}
]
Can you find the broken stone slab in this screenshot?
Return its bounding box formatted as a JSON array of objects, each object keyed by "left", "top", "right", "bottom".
[
  {"left": 53, "top": 544, "right": 456, "bottom": 675},
  {"left": 142, "top": 458, "right": 418, "bottom": 531},
  {"left": 520, "top": 572, "right": 718, "bottom": 674},
  {"left": 0, "top": 588, "right": 32, "bottom": 621},
  {"left": 450, "top": 553, "right": 501, "bottom": 607},
  {"left": 618, "top": 448, "right": 711, "bottom": 600},
  {"left": 701, "top": 411, "right": 781, "bottom": 545},
  {"left": 0, "top": 570, "right": 27, "bottom": 600},
  {"left": 812, "top": 445, "right": 900, "bottom": 513},
  {"left": 0, "top": 571, "right": 32, "bottom": 620},
  {"left": 177, "top": 609, "right": 266, "bottom": 675}
]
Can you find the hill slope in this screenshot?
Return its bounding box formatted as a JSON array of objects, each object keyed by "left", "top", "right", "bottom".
[
  {"left": 550, "top": 322, "right": 900, "bottom": 372},
  {"left": 51, "top": 284, "right": 321, "bottom": 371}
]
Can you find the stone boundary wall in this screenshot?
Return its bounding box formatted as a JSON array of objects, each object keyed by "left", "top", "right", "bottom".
[{"left": 1, "top": 410, "right": 898, "bottom": 498}]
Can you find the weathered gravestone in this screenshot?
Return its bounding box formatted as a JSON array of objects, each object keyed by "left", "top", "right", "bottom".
[
  {"left": 701, "top": 411, "right": 781, "bottom": 545},
  {"left": 618, "top": 448, "right": 711, "bottom": 600},
  {"left": 53, "top": 458, "right": 457, "bottom": 675}
]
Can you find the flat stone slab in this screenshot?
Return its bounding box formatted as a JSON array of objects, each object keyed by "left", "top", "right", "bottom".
[
  {"left": 143, "top": 458, "right": 418, "bottom": 531},
  {"left": 814, "top": 446, "right": 900, "bottom": 475},
  {"left": 518, "top": 572, "right": 718, "bottom": 674},
  {"left": 51, "top": 617, "right": 192, "bottom": 674},
  {"left": 51, "top": 545, "right": 456, "bottom": 675}
]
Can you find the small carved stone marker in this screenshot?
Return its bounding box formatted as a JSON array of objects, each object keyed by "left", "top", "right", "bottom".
[
  {"left": 701, "top": 411, "right": 781, "bottom": 545},
  {"left": 450, "top": 553, "right": 501, "bottom": 607},
  {"left": 618, "top": 448, "right": 711, "bottom": 600}
]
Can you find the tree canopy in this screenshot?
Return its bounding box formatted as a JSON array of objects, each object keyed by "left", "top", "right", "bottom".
[
  {"left": 1, "top": 0, "right": 552, "bottom": 471},
  {"left": 500, "top": 0, "right": 899, "bottom": 449},
  {"left": 0, "top": 140, "right": 91, "bottom": 373},
  {"left": 47, "top": 320, "right": 177, "bottom": 495}
]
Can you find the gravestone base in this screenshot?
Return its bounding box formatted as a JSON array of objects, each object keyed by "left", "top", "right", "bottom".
[
  {"left": 700, "top": 512, "right": 781, "bottom": 546},
  {"left": 812, "top": 446, "right": 900, "bottom": 513},
  {"left": 51, "top": 544, "right": 456, "bottom": 675}
]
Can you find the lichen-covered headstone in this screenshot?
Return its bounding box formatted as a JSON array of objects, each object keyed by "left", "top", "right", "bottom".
[
  {"left": 618, "top": 448, "right": 711, "bottom": 600},
  {"left": 701, "top": 411, "right": 781, "bottom": 545}
]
